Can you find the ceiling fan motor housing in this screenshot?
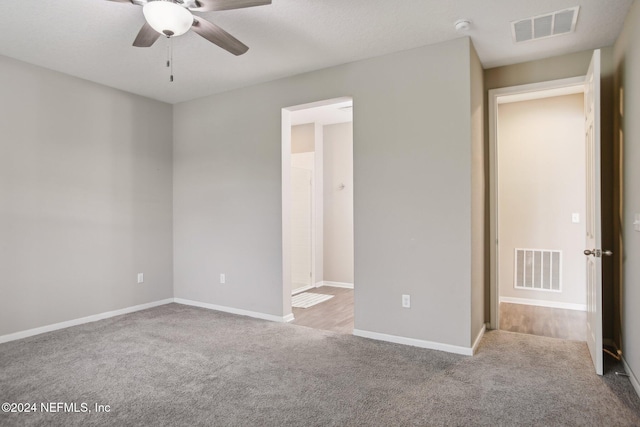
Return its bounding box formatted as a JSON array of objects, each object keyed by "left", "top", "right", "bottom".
[{"left": 143, "top": 0, "right": 193, "bottom": 37}]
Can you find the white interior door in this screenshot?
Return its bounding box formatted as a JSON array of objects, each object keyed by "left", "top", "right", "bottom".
[
  {"left": 291, "top": 166, "right": 312, "bottom": 294},
  {"left": 584, "top": 49, "right": 605, "bottom": 375}
]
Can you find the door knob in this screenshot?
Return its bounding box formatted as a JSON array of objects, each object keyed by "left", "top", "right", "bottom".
[{"left": 583, "top": 249, "right": 613, "bottom": 257}]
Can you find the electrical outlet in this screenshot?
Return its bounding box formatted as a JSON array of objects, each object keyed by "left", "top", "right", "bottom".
[
  {"left": 137, "top": 273, "right": 144, "bottom": 284},
  {"left": 402, "top": 294, "right": 411, "bottom": 308},
  {"left": 220, "top": 273, "right": 226, "bottom": 284}
]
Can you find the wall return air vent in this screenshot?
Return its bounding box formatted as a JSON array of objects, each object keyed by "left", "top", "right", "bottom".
[
  {"left": 514, "top": 248, "right": 562, "bottom": 292},
  {"left": 511, "top": 6, "right": 579, "bottom": 43}
]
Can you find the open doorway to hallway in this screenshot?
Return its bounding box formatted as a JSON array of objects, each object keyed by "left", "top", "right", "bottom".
[
  {"left": 282, "top": 97, "right": 354, "bottom": 334},
  {"left": 493, "top": 83, "right": 587, "bottom": 341}
]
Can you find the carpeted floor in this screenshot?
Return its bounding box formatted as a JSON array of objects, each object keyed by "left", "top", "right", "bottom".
[{"left": 1, "top": 303, "right": 639, "bottom": 426}]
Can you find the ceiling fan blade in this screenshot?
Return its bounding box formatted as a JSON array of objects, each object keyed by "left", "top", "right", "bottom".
[
  {"left": 106, "top": 0, "right": 134, "bottom": 3},
  {"left": 133, "top": 22, "right": 161, "bottom": 47},
  {"left": 191, "top": 17, "right": 249, "bottom": 55},
  {"left": 190, "top": 0, "right": 271, "bottom": 12}
]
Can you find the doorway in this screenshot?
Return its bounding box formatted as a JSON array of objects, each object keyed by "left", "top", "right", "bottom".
[
  {"left": 281, "top": 97, "right": 355, "bottom": 334},
  {"left": 489, "top": 75, "right": 592, "bottom": 336}
]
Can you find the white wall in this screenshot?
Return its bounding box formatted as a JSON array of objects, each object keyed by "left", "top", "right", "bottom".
[
  {"left": 0, "top": 55, "right": 174, "bottom": 336},
  {"left": 290, "top": 152, "right": 314, "bottom": 291},
  {"left": 614, "top": 0, "right": 640, "bottom": 392},
  {"left": 291, "top": 122, "right": 323, "bottom": 288},
  {"left": 498, "top": 94, "right": 586, "bottom": 306},
  {"left": 173, "top": 37, "right": 481, "bottom": 349},
  {"left": 323, "top": 122, "right": 354, "bottom": 285}
]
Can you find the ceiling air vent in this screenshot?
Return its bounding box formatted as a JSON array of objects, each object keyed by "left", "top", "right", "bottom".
[{"left": 511, "top": 6, "right": 579, "bottom": 43}]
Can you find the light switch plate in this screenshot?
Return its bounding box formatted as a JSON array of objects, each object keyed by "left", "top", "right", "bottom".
[
  {"left": 402, "top": 294, "right": 411, "bottom": 308},
  {"left": 137, "top": 273, "right": 144, "bottom": 284},
  {"left": 634, "top": 214, "right": 640, "bottom": 232},
  {"left": 572, "top": 213, "right": 580, "bottom": 223}
]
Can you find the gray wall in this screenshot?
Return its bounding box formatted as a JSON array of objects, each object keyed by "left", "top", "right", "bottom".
[
  {"left": 0, "top": 55, "right": 173, "bottom": 336},
  {"left": 470, "top": 43, "right": 485, "bottom": 343},
  {"left": 323, "top": 122, "right": 354, "bottom": 285},
  {"left": 485, "top": 50, "right": 596, "bottom": 90},
  {"left": 614, "top": 0, "right": 640, "bottom": 392},
  {"left": 174, "top": 37, "right": 480, "bottom": 348}
]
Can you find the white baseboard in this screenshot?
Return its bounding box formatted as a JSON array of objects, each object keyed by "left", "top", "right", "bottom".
[
  {"left": 174, "top": 298, "right": 293, "bottom": 323},
  {"left": 317, "top": 281, "right": 354, "bottom": 289},
  {"left": 500, "top": 296, "right": 586, "bottom": 311},
  {"left": 622, "top": 356, "right": 640, "bottom": 399},
  {"left": 353, "top": 329, "right": 474, "bottom": 356},
  {"left": 472, "top": 324, "right": 486, "bottom": 355},
  {"left": 292, "top": 285, "right": 315, "bottom": 295},
  {"left": 0, "top": 298, "right": 174, "bottom": 344},
  {"left": 283, "top": 313, "right": 295, "bottom": 323}
]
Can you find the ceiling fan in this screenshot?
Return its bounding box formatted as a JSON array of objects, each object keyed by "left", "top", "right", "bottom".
[{"left": 107, "top": 0, "right": 271, "bottom": 55}]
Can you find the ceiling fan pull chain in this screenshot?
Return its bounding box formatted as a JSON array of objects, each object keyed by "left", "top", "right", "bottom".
[
  {"left": 170, "top": 37, "right": 174, "bottom": 82},
  {"left": 165, "top": 36, "right": 174, "bottom": 83}
]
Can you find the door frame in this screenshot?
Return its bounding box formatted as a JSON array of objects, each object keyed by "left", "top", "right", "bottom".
[
  {"left": 488, "top": 76, "right": 586, "bottom": 329},
  {"left": 281, "top": 96, "right": 352, "bottom": 319}
]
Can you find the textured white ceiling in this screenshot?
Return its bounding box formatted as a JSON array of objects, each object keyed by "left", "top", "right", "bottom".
[{"left": 0, "top": 0, "right": 632, "bottom": 104}]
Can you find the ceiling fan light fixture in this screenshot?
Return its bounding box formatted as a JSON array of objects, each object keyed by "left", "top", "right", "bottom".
[{"left": 143, "top": 1, "right": 193, "bottom": 37}]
